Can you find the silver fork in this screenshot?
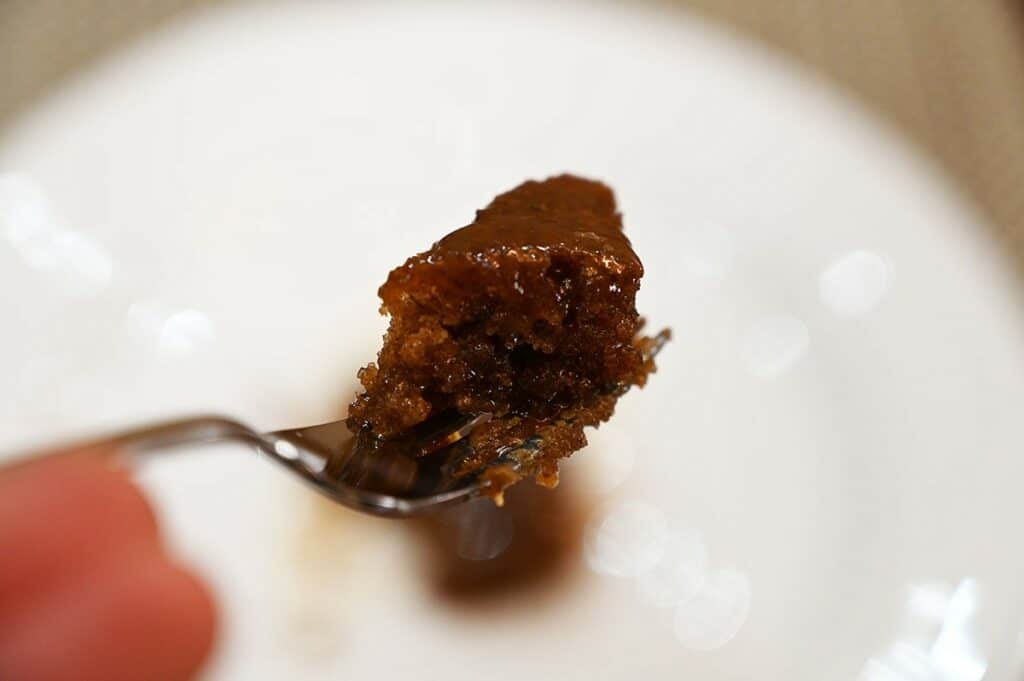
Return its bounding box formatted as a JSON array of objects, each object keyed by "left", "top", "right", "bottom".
[
  {"left": 25, "top": 330, "right": 668, "bottom": 518},
  {"left": 29, "top": 411, "right": 495, "bottom": 518}
]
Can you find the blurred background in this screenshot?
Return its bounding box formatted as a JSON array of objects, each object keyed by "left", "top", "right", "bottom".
[{"left": 3, "top": 0, "right": 1024, "bottom": 274}]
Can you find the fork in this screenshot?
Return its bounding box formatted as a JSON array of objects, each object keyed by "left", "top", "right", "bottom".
[
  {"left": 23, "top": 330, "right": 668, "bottom": 518},
  {"left": 27, "top": 411, "right": 495, "bottom": 518}
]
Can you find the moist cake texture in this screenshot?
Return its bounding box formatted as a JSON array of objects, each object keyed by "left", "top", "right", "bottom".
[{"left": 347, "top": 175, "right": 662, "bottom": 496}]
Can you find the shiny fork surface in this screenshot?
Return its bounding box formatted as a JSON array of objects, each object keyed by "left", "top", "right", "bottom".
[
  {"left": 38, "top": 412, "right": 493, "bottom": 517},
  {"left": 27, "top": 331, "right": 669, "bottom": 517}
]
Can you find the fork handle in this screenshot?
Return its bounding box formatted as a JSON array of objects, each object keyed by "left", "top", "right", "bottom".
[{"left": 24, "top": 415, "right": 272, "bottom": 462}]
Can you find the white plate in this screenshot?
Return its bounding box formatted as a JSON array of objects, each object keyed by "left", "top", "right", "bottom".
[{"left": 2, "top": 2, "right": 1023, "bottom": 679}]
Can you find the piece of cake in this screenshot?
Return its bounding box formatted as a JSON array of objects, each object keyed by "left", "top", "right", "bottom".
[{"left": 347, "top": 175, "right": 664, "bottom": 497}]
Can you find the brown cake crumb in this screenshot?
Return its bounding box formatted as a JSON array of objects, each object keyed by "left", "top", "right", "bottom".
[{"left": 347, "top": 175, "right": 663, "bottom": 493}]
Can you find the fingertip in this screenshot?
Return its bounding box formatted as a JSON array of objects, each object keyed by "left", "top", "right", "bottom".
[
  {"left": 0, "top": 552, "right": 219, "bottom": 681},
  {"left": 0, "top": 456, "right": 161, "bottom": 605},
  {"left": 92, "top": 555, "right": 219, "bottom": 681},
  {"left": 0, "top": 454, "right": 160, "bottom": 539},
  {"left": 151, "top": 560, "right": 220, "bottom": 679}
]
